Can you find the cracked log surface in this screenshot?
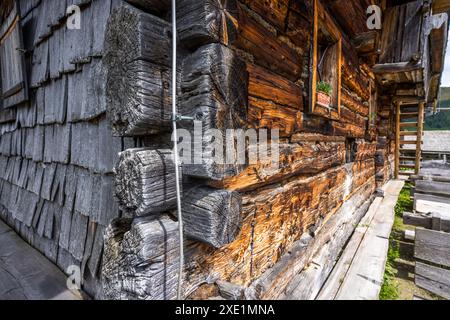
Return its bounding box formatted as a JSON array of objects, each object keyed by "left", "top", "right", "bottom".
[
  {"left": 101, "top": 215, "right": 180, "bottom": 300},
  {"left": 177, "top": 0, "right": 239, "bottom": 48},
  {"left": 114, "top": 148, "right": 179, "bottom": 216},
  {"left": 179, "top": 43, "right": 248, "bottom": 180},
  {"left": 183, "top": 186, "right": 242, "bottom": 249},
  {"left": 104, "top": 3, "right": 172, "bottom": 136}
]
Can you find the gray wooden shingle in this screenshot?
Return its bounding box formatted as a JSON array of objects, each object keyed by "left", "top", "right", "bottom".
[
  {"left": 64, "top": 165, "right": 78, "bottom": 212},
  {"left": 51, "top": 164, "right": 67, "bottom": 206},
  {"left": 67, "top": 70, "right": 83, "bottom": 122},
  {"left": 68, "top": 211, "right": 89, "bottom": 261},
  {"left": 74, "top": 168, "right": 93, "bottom": 216},
  {"left": 59, "top": 208, "right": 73, "bottom": 251},
  {"left": 32, "top": 162, "right": 45, "bottom": 196},
  {"left": 32, "top": 125, "right": 45, "bottom": 162},
  {"left": 91, "top": 0, "right": 112, "bottom": 57},
  {"left": 35, "top": 87, "right": 45, "bottom": 125},
  {"left": 87, "top": 224, "right": 105, "bottom": 278},
  {"left": 98, "top": 174, "right": 119, "bottom": 226},
  {"left": 41, "top": 163, "right": 57, "bottom": 201},
  {"left": 30, "top": 41, "right": 49, "bottom": 88}
]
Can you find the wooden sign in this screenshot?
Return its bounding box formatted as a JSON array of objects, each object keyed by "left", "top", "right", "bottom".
[{"left": 0, "top": 0, "right": 28, "bottom": 108}]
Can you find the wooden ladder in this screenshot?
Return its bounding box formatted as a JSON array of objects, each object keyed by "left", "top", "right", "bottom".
[{"left": 395, "top": 101, "right": 425, "bottom": 179}]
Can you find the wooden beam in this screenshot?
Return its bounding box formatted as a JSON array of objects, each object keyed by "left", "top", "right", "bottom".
[
  {"left": 104, "top": 3, "right": 172, "bottom": 136},
  {"left": 415, "top": 101, "right": 424, "bottom": 174},
  {"left": 403, "top": 211, "right": 450, "bottom": 232},
  {"left": 415, "top": 262, "right": 450, "bottom": 300},
  {"left": 415, "top": 229, "right": 450, "bottom": 268},
  {"left": 102, "top": 215, "right": 182, "bottom": 300},
  {"left": 395, "top": 101, "right": 401, "bottom": 179},
  {"left": 415, "top": 180, "right": 450, "bottom": 198},
  {"left": 177, "top": 0, "right": 238, "bottom": 48},
  {"left": 372, "top": 61, "right": 421, "bottom": 74},
  {"left": 182, "top": 186, "right": 242, "bottom": 249},
  {"left": 179, "top": 43, "right": 248, "bottom": 180},
  {"left": 114, "top": 149, "right": 180, "bottom": 216}
]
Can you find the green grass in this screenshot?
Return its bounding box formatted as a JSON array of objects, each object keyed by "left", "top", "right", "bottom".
[
  {"left": 394, "top": 183, "right": 413, "bottom": 218},
  {"left": 379, "top": 240, "right": 400, "bottom": 300},
  {"left": 379, "top": 183, "right": 413, "bottom": 300}
]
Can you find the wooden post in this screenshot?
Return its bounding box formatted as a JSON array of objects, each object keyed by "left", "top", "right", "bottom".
[
  {"left": 395, "top": 100, "right": 401, "bottom": 179},
  {"left": 415, "top": 101, "right": 425, "bottom": 175}
]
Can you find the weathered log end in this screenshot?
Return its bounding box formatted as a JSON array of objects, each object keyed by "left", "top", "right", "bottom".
[
  {"left": 104, "top": 3, "right": 172, "bottom": 136},
  {"left": 177, "top": 0, "right": 239, "bottom": 49},
  {"left": 101, "top": 215, "right": 180, "bottom": 300},
  {"left": 114, "top": 148, "right": 180, "bottom": 216},
  {"left": 180, "top": 43, "right": 249, "bottom": 180},
  {"left": 183, "top": 186, "right": 242, "bottom": 248}
]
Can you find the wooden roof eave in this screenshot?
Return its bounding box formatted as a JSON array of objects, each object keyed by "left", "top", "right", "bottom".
[{"left": 427, "top": 12, "right": 449, "bottom": 103}]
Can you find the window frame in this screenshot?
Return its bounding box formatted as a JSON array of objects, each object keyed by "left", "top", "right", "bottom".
[
  {"left": 310, "top": 0, "right": 342, "bottom": 120},
  {"left": 0, "top": 0, "right": 28, "bottom": 109}
]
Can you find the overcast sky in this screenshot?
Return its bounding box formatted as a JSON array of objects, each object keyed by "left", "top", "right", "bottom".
[{"left": 441, "top": 32, "right": 450, "bottom": 87}]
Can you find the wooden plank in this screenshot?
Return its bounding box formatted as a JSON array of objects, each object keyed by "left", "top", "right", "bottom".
[
  {"left": 415, "top": 198, "right": 450, "bottom": 216},
  {"left": 415, "top": 180, "right": 450, "bottom": 197},
  {"left": 415, "top": 229, "right": 450, "bottom": 268},
  {"left": 333, "top": 181, "right": 405, "bottom": 300},
  {"left": 415, "top": 102, "right": 424, "bottom": 174},
  {"left": 415, "top": 261, "right": 450, "bottom": 300},
  {"left": 395, "top": 101, "right": 401, "bottom": 179},
  {"left": 317, "top": 196, "right": 383, "bottom": 300}
]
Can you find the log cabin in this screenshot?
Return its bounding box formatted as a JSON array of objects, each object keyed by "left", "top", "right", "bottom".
[{"left": 0, "top": 0, "right": 449, "bottom": 300}]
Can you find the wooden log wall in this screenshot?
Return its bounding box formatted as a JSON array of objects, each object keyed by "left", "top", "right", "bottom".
[
  {"left": 0, "top": 0, "right": 398, "bottom": 300},
  {"left": 180, "top": 0, "right": 393, "bottom": 299},
  {"left": 0, "top": 0, "right": 144, "bottom": 299}
]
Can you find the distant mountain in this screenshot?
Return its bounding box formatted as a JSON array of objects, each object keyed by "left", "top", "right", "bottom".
[
  {"left": 440, "top": 87, "right": 450, "bottom": 107},
  {"left": 424, "top": 87, "right": 450, "bottom": 130}
]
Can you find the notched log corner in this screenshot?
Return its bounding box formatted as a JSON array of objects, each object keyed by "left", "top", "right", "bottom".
[
  {"left": 177, "top": 0, "right": 239, "bottom": 49},
  {"left": 180, "top": 43, "right": 249, "bottom": 180},
  {"left": 114, "top": 148, "right": 180, "bottom": 216},
  {"left": 183, "top": 186, "right": 242, "bottom": 249},
  {"left": 104, "top": 3, "right": 172, "bottom": 136},
  {"left": 102, "top": 215, "right": 180, "bottom": 300}
]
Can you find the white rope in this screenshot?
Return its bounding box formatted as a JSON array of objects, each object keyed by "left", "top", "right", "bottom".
[{"left": 171, "top": 0, "right": 185, "bottom": 300}]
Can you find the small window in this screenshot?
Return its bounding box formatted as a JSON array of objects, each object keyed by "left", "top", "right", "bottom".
[
  {"left": 0, "top": 0, "right": 28, "bottom": 108},
  {"left": 346, "top": 138, "right": 357, "bottom": 163},
  {"left": 311, "top": 0, "right": 342, "bottom": 120}
]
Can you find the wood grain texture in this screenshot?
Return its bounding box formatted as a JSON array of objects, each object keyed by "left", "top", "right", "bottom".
[
  {"left": 183, "top": 186, "right": 242, "bottom": 249},
  {"left": 104, "top": 3, "right": 172, "bottom": 136},
  {"left": 179, "top": 43, "right": 248, "bottom": 180},
  {"left": 102, "top": 216, "right": 181, "bottom": 300},
  {"left": 415, "top": 229, "right": 450, "bottom": 268},
  {"left": 177, "top": 0, "right": 238, "bottom": 48},
  {"left": 114, "top": 148, "right": 179, "bottom": 216},
  {"left": 415, "top": 261, "right": 450, "bottom": 300}
]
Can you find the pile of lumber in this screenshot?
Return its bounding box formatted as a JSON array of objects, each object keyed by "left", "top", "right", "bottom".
[{"left": 403, "top": 174, "right": 450, "bottom": 299}]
